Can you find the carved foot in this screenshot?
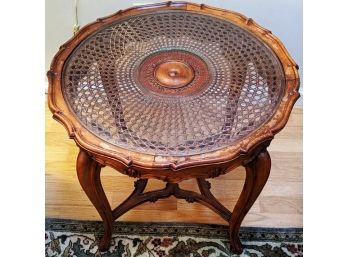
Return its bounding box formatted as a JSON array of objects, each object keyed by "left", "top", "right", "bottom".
[
  {"left": 230, "top": 237, "right": 243, "bottom": 254},
  {"left": 98, "top": 233, "right": 111, "bottom": 252}
]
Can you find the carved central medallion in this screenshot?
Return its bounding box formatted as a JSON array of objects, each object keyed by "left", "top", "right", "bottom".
[
  {"left": 154, "top": 61, "right": 194, "bottom": 89},
  {"left": 137, "top": 50, "right": 211, "bottom": 97}
]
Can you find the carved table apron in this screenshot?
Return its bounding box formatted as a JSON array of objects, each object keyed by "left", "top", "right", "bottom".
[{"left": 47, "top": 2, "right": 300, "bottom": 254}]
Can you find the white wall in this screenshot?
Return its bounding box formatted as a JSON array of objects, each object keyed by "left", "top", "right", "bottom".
[{"left": 46, "top": 0, "right": 303, "bottom": 103}]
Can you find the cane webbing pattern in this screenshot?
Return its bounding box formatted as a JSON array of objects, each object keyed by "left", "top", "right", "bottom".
[{"left": 62, "top": 10, "right": 285, "bottom": 156}]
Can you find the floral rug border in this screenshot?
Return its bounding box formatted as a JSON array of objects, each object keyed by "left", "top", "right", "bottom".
[{"left": 45, "top": 218, "right": 302, "bottom": 243}]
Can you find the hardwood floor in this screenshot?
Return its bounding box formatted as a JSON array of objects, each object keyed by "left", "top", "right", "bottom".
[{"left": 45, "top": 103, "right": 303, "bottom": 227}]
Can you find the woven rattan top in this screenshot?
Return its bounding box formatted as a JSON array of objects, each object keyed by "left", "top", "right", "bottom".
[{"left": 61, "top": 9, "right": 286, "bottom": 156}]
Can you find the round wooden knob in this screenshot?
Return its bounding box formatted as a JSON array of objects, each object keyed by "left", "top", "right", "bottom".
[{"left": 154, "top": 61, "right": 194, "bottom": 88}]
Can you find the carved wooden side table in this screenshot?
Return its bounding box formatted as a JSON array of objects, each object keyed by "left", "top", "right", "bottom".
[{"left": 47, "top": 2, "right": 300, "bottom": 254}]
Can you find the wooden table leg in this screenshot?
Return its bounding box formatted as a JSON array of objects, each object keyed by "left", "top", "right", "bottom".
[
  {"left": 76, "top": 149, "right": 113, "bottom": 251},
  {"left": 228, "top": 149, "right": 271, "bottom": 254},
  {"left": 75, "top": 148, "right": 271, "bottom": 254}
]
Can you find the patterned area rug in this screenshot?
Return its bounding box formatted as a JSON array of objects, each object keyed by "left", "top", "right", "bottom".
[{"left": 45, "top": 219, "right": 302, "bottom": 257}]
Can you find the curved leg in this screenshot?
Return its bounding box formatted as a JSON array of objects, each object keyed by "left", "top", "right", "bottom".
[
  {"left": 229, "top": 149, "right": 271, "bottom": 254},
  {"left": 76, "top": 149, "right": 113, "bottom": 252}
]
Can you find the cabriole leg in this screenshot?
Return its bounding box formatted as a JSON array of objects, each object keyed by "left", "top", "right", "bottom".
[
  {"left": 229, "top": 149, "right": 271, "bottom": 254},
  {"left": 76, "top": 149, "right": 113, "bottom": 252}
]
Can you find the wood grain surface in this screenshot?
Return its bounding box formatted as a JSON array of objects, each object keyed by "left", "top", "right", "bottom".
[{"left": 45, "top": 103, "right": 302, "bottom": 228}]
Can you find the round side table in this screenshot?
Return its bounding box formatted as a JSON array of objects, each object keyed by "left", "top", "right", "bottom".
[{"left": 47, "top": 2, "right": 300, "bottom": 254}]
